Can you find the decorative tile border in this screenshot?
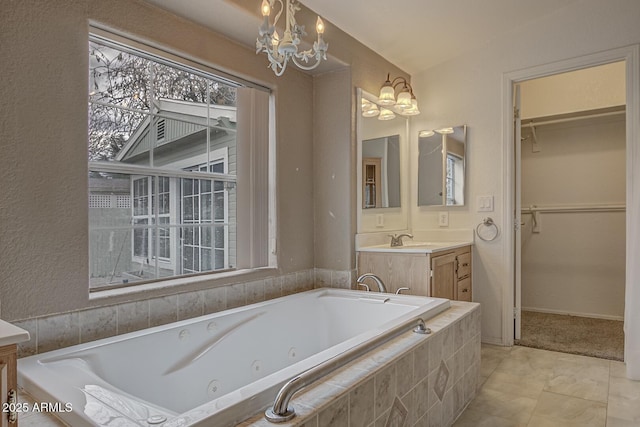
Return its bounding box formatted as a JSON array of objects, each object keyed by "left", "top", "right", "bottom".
[{"left": 12, "top": 268, "right": 354, "bottom": 358}]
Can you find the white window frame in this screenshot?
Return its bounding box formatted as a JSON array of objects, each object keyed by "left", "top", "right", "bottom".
[{"left": 88, "top": 29, "right": 274, "bottom": 293}]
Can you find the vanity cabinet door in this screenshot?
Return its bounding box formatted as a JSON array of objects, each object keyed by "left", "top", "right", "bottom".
[
  {"left": 457, "top": 277, "right": 472, "bottom": 301},
  {"left": 456, "top": 252, "right": 471, "bottom": 279},
  {"left": 431, "top": 246, "right": 472, "bottom": 301},
  {"left": 430, "top": 253, "right": 457, "bottom": 300}
]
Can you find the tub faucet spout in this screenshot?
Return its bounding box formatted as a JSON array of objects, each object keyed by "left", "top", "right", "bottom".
[{"left": 356, "top": 273, "right": 387, "bottom": 293}]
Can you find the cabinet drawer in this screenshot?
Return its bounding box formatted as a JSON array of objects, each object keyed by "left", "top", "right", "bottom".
[
  {"left": 457, "top": 277, "right": 472, "bottom": 301},
  {"left": 457, "top": 252, "right": 471, "bottom": 279}
]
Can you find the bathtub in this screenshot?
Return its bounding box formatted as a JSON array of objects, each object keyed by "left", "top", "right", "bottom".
[{"left": 18, "top": 288, "right": 450, "bottom": 426}]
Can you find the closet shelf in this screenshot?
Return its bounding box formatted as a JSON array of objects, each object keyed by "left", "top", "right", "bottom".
[
  {"left": 521, "top": 204, "right": 625, "bottom": 214},
  {"left": 521, "top": 106, "right": 625, "bottom": 128}
]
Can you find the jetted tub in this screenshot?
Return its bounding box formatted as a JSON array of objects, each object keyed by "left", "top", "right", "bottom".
[{"left": 18, "top": 288, "right": 450, "bottom": 426}]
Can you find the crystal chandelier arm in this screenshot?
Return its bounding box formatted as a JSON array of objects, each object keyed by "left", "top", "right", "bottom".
[
  {"left": 291, "top": 54, "right": 323, "bottom": 70},
  {"left": 272, "top": 0, "right": 284, "bottom": 29}
]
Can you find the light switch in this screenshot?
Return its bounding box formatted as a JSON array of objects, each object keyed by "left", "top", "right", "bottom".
[
  {"left": 477, "top": 195, "right": 494, "bottom": 212},
  {"left": 376, "top": 214, "right": 384, "bottom": 227},
  {"left": 438, "top": 211, "right": 449, "bottom": 227}
]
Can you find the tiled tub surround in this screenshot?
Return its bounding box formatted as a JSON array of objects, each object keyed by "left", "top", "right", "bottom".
[
  {"left": 17, "top": 289, "right": 468, "bottom": 426},
  {"left": 239, "top": 301, "right": 481, "bottom": 427},
  {"left": 12, "top": 268, "right": 357, "bottom": 358},
  {"left": 17, "top": 299, "right": 480, "bottom": 427}
]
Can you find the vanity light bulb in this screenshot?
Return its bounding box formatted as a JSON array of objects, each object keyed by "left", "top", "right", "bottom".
[
  {"left": 378, "top": 108, "right": 395, "bottom": 120},
  {"left": 396, "top": 91, "right": 412, "bottom": 109},
  {"left": 378, "top": 85, "right": 396, "bottom": 106},
  {"left": 436, "top": 127, "right": 454, "bottom": 134}
]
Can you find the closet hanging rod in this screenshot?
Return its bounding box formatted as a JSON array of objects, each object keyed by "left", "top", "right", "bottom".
[
  {"left": 521, "top": 204, "right": 625, "bottom": 214},
  {"left": 521, "top": 110, "right": 625, "bottom": 128}
]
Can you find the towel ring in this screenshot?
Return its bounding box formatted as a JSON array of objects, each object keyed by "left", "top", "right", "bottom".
[{"left": 476, "top": 217, "right": 499, "bottom": 242}]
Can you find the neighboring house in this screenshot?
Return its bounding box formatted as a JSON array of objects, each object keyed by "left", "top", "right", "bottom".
[{"left": 89, "top": 98, "right": 237, "bottom": 288}]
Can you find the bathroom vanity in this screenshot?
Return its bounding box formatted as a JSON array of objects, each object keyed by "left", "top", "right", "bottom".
[
  {"left": 357, "top": 242, "right": 472, "bottom": 300},
  {"left": 0, "top": 321, "right": 30, "bottom": 426}
]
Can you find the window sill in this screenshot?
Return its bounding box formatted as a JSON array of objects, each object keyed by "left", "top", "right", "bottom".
[{"left": 88, "top": 267, "right": 278, "bottom": 301}]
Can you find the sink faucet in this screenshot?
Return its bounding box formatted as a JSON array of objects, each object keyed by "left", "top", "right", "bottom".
[
  {"left": 356, "top": 273, "right": 387, "bottom": 293},
  {"left": 389, "top": 233, "right": 413, "bottom": 247}
]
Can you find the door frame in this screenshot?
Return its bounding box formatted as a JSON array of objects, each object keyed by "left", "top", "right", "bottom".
[{"left": 502, "top": 45, "right": 640, "bottom": 348}]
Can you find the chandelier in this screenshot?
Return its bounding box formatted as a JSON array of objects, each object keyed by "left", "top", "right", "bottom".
[{"left": 256, "top": 0, "right": 329, "bottom": 76}]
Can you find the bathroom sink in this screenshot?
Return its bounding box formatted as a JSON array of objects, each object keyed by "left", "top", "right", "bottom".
[{"left": 358, "top": 241, "right": 472, "bottom": 253}]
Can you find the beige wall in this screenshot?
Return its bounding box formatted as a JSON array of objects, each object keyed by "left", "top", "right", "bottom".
[
  {"left": 520, "top": 61, "right": 626, "bottom": 120},
  {"left": 409, "top": 0, "right": 640, "bottom": 344},
  {"left": 311, "top": 25, "right": 408, "bottom": 272}
]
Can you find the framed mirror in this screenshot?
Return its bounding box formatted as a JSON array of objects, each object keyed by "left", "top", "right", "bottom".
[
  {"left": 357, "top": 88, "right": 409, "bottom": 232},
  {"left": 418, "top": 125, "right": 467, "bottom": 206}
]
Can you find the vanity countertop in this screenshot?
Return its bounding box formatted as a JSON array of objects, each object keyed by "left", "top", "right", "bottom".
[
  {"left": 0, "top": 320, "right": 30, "bottom": 347},
  {"left": 357, "top": 241, "right": 473, "bottom": 254}
]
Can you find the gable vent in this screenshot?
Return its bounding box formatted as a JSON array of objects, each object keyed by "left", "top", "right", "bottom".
[{"left": 156, "top": 118, "right": 166, "bottom": 141}]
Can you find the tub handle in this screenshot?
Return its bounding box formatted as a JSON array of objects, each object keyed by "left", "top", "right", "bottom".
[
  {"left": 395, "top": 287, "right": 410, "bottom": 295},
  {"left": 356, "top": 283, "right": 370, "bottom": 292},
  {"left": 7, "top": 388, "right": 17, "bottom": 423},
  {"left": 265, "top": 317, "right": 431, "bottom": 423}
]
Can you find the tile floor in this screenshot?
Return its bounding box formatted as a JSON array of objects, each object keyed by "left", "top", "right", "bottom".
[{"left": 453, "top": 345, "right": 640, "bottom": 427}]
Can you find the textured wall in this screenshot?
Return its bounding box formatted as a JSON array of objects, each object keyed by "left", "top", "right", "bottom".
[{"left": 0, "top": 0, "right": 314, "bottom": 320}]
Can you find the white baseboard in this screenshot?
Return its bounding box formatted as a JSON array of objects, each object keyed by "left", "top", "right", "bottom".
[
  {"left": 481, "top": 337, "right": 508, "bottom": 346},
  {"left": 522, "top": 306, "right": 624, "bottom": 322}
]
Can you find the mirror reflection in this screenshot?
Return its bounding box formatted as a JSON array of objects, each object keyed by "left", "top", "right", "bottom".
[
  {"left": 362, "top": 135, "right": 400, "bottom": 208},
  {"left": 418, "top": 125, "right": 466, "bottom": 206}
]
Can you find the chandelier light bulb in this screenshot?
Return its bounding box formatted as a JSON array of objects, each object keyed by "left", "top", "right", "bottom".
[
  {"left": 316, "top": 17, "right": 325, "bottom": 34},
  {"left": 261, "top": 0, "right": 271, "bottom": 17}
]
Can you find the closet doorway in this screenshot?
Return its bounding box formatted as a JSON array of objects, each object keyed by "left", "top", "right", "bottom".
[{"left": 514, "top": 62, "right": 626, "bottom": 360}]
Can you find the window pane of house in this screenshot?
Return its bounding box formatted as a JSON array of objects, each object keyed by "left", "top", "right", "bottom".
[
  {"left": 89, "top": 41, "right": 151, "bottom": 112},
  {"left": 152, "top": 63, "right": 208, "bottom": 105},
  {"left": 89, "top": 104, "right": 149, "bottom": 164}
]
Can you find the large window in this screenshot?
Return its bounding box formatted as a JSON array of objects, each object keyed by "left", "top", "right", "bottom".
[{"left": 88, "top": 33, "right": 271, "bottom": 290}]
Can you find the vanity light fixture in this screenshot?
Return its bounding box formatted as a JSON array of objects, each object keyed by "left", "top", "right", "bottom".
[
  {"left": 361, "top": 99, "right": 380, "bottom": 117},
  {"left": 377, "top": 73, "right": 420, "bottom": 115},
  {"left": 436, "top": 127, "right": 454, "bottom": 134},
  {"left": 378, "top": 108, "right": 396, "bottom": 121},
  {"left": 256, "top": 0, "right": 329, "bottom": 76}
]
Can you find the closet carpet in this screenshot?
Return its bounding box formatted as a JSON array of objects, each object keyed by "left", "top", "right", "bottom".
[{"left": 516, "top": 310, "right": 624, "bottom": 361}]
